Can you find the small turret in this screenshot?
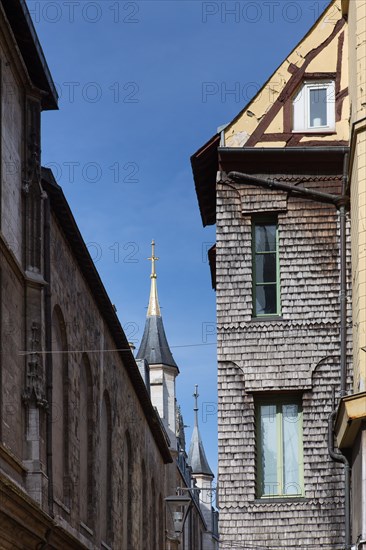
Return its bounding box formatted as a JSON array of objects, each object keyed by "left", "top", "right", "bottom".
[
  {"left": 188, "top": 385, "right": 214, "bottom": 478},
  {"left": 188, "top": 386, "right": 218, "bottom": 550},
  {"left": 136, "top": 241, "right": 178, "bottom": 449}
]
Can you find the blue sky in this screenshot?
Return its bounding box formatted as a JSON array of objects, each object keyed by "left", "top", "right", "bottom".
[{"left": 29, "top": 0, "right": 331, "bottom": 479}]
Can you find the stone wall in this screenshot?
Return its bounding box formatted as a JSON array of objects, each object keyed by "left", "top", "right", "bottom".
[{"left": 42, "top": 211, "right": 168, "bottom": 549}]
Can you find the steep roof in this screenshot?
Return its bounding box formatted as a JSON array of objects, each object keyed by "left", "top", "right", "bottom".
[
  {"left": 136, "top": 315, "right": 178, "bottom": 368},
  {"left": 1, "top": 0, "right": 58, "bottom": 110},
  {"left": 41, "top": 168, "right": 172, "bottom": 464},
  {"left": 188, "top": 386, "right": 214, "bottom": 478}
]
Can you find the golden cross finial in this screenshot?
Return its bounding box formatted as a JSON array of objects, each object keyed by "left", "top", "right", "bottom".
[
  {"left": 147, "top": 240, "right": 161, "bottom": 316},
  {"left": 193, "top": 385, "right": 199, "bottom": 427},
  {"left": 148, "top": 240, "right": 159, "bottom": 279}
]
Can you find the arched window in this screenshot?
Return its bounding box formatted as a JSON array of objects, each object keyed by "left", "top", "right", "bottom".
[
  {"left": 51, "top": 306, "right": 68, "bottom": 504},
  {"left": 158, "top": 494, "right": 164, "bottom": 550},
  {"left": 123, "top": 431, "right": 133, "bottom": 550},
  {"left": 141, "top": 461, "right": 148, "bottom": 547},
  {"left": 100, "top": 390, "right": 112, "bottom": 543},
  {"left": 79, "top": 354, "right": 93, "bottom": 526},
  {"left": 151, "top": 478, "right": 156, "bottom": 549}
]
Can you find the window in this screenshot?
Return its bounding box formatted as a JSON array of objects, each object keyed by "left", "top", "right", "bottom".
[
  {"left": 100, "top": 391, "right": 112, "bottom": 543},
  {"left": 79, "top": 355, "right": 93, "bottom": 526},
  {"left": 252, "top": 219, "right": 280, "bottom": 317},
  {"left": 141, "top": 461, "right": 148, "bottom": 547},
  {"left": 51, "top": 306, "right": 69, "bottom": 504},
  {"left": 158, "top": 494, "right": 164, "bottom": 550},
  {"left": 256, "top": 398, "right": 303, "bottom": 498},
  {"left": 293, "top": 80, "right": 335, "bottom": 132},
  {"left": 123, "top": 431, "right": 133, "bottom": 550},
  {"left": 151, "top": 479, "right": 157, "bottom": 550}
]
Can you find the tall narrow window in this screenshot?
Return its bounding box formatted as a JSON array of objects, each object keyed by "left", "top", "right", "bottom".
[
  {"left": 0, "top": 268, "right": 3, "bottom": 443},
  {"left": 100, "top": 391, "right": 112, "bottom": 543},
  {"left": 79, "top": 355, "right": 93, "bottom": 526},
  {"left": 256, "top": 397, "right": 303, "bottom": 498},
  {"left": 51, "top": 306, "right": 68, "bottom": 504},
  {"left": 252, "top": 219, "right": 280, "bottom": 316},
  {"left": 151, "top": 479, "right": 156, "bottom": 549},
  {"left": 158, "top": 494, "right": 164, "bottom": 550},
  {"left": 141, "top": 461, "right": 148, "bottom": 547},
  {"left": 123, "top": 431, "right": 133, "bottom": 550},
  {"left": 0, "top": 61, "right": 2, "bottom": 229}
]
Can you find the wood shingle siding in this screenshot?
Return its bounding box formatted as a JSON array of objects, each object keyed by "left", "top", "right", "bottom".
[{"left": 216, "top": 175, "right": 352, "bottom": 547}]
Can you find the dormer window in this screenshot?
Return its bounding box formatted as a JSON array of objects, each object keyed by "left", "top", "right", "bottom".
[{"left": 292, "top": 80, "right": 335, "bottom": 132}]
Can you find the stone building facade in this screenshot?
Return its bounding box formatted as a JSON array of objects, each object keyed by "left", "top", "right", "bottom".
[{"left": 192, "top": 1, "right": 355, "bottom": 548}]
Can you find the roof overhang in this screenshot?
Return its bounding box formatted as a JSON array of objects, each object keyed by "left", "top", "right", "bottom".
[
  {"left": 208, "top": 244, "right": 216, "bottom": 290},
  {"left": 191, "top": 143, "right": 349, "bottom": 228},
  {"left": 1, "top": 0, "right": 58, "bottom": 110},
  {"left": 190, "top": 134, "right": 220, "bottom": 227},
  {"left": 335, "top": 392, "right": 366, "bottom": 449},
  {"left": 218, "top": 146, "right": 349, "bottom": 176},
  {"left": 41, "top": 168, "right": 172, "bottom": 464}
]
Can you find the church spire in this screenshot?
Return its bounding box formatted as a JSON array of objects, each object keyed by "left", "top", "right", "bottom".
[
  {"left": 188, "top": 385, "right": 214, "bottom": 478},
  {"left": 136, "top": 241, "right": 177, "bottom": 369},
  {"left": 147, "top": 240, "right": 161, "bottom": 317}
]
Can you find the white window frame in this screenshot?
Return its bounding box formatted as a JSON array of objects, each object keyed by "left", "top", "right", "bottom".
[{"left": 292, "top": 80, "right": 335, "bottom": 133}]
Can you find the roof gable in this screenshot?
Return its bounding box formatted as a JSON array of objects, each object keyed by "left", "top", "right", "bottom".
[{"left": 224, "top": 0, "right": 349, "bottom": 148}]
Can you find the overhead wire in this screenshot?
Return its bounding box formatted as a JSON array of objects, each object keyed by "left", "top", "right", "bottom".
[{"left": 17, "top": 341, "right": 217, "bottom": 356}]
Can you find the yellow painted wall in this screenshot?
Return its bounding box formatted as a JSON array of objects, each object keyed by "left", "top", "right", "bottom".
[
  {"left": 346, "top": 0, "right": 366, "bottom": 391},
  {"left": 224, "top": 0, "right": 349, "bottom": 148}
]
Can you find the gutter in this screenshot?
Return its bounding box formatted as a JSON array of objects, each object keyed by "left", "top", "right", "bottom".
[
  {"left": 219, "top": 145, "right": 350, "bottom": 155},
  {"left": 227, "top": 171, "right": 345, "bottom": 206}
]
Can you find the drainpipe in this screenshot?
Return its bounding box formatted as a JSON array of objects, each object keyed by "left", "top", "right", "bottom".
[
  {"left": 339, "top": 153, "right": 349, "bottom": 397},
  {"left": 44, "top": 194, "right": 54, "bottom": 517},
  {"left": 328, "top": 150, "right": 351, "bottom": 550},
  {"left": 227, "top": 171, "right": 345, "bottom": 206},
  {"left": 331, "top": 151, "right": 351, "bottom": 549},
  {"left": 328, "top": 409, "right": 351, "bottom": 550}
]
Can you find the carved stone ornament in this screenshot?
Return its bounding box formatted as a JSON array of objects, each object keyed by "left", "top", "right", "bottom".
[
  {"left": 22, "top": 322, "right": 48, "bottom": 408},
  {"left": 176, "top": 404, "right": 186, "bottom": 452}
]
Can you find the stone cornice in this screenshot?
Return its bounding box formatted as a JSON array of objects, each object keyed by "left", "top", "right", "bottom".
[
  {"left": 0, "top": 443, "right": 27, "bottom": 477},
  {"left": 0, "top": 233, "right": 24, "bottom": 283}
]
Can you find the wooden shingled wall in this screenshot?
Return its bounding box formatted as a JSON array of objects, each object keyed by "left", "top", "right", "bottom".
[{"left": 216, "top": 175, "right": 352, "bottom": 548}]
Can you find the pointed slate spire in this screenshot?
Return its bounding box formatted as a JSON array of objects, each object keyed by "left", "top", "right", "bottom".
[
  {"left": 136, "top": 241, "right": 177, "bottom": 368},
  {"left": 188, "top": 385, "right": 214, "bottom": 477}
]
